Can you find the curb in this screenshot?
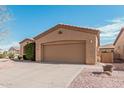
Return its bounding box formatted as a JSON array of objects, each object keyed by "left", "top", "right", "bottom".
[{"left": 66, "top": 65, "right": 85, "bottom": 88}]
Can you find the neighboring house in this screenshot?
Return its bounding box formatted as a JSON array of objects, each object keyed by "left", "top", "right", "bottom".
[
  {"left": 100, "top": 44, "right": 115, "bottom": 53},
  {"left": 20, "top": 24, "right": 100, "bottom": 64},
  {"left": 100, "top": 44, "right": 114, "bottom": 63},
  {"left": 114, "top": 28, "right": 124, "bottom": 60},
  {"left": 19, "top": 38, "right": 34, "bottom": 56},
  {"left": 8, "top": 46, "right": 20, "bottom": 54}
]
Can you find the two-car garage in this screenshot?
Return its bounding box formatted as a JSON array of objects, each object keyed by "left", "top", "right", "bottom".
[{"left": 42, "top": 40, "right": 86, "bottom": 64}]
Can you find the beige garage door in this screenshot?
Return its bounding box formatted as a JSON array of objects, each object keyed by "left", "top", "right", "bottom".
[{"left": 43, "top": 42, "right": 85, "bottom": 64}]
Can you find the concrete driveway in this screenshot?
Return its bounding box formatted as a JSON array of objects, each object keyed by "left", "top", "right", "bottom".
[{"left": 0, "top": 60, "right": 83, "bottom": 88}]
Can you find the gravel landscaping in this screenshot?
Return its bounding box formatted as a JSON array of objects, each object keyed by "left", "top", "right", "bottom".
[{"left": 69, "top": 62, "right": 124, "bottom": 88}]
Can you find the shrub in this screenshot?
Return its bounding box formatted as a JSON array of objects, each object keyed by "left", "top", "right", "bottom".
[
  {"left": 23, "top": 43, "right": 35, "bottom": 61},
  {"left": 2, "top": 51, "right": 8, "bottom": 58},
  {"left": 23, "top": 55, "right": 27, "bottom": 60},
  {"left": 18, "top": 55, "right": 22, "bottom": 60},
  {"left": 0, "top": 51, "right": 7, "bottom": 58},
  {"left": 0, "top": 54, "right": 4, "bottom": 58},
  {"left": 8, "top": 52, "right": 15, "bottom": 59}
]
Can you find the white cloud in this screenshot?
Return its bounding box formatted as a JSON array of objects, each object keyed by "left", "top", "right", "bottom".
[
  {"left": 0, "top": 41, "right": 19, "bottom": 50},
  {"left": 97, "top": 17, "right": 124, "bottom": 45},
  {"left": 107, "top": 17, "right": 124, "bottom": 23}
]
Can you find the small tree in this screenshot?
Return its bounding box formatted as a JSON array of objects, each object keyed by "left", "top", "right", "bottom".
[
  {"left": 2, "top": 51, "right": 8, "bottom": 58},
  {"left": 0, "top": 51, "right": 8, "bottom": 58},
  {"left": 24, "top": 43, "right": 35, "bottom": 61}
]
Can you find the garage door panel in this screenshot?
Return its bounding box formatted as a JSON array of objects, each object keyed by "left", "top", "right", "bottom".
[{"left": 43, "top": 43, "right": 85, "bottom": 64}]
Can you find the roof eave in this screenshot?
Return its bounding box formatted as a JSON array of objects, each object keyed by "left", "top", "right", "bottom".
[
  {"left": 113, "top": 28, "right": 124, "bottom": 45},
  {"left": 19, "top": 38, "right": 34, "bottom": 44},
  {"left": 34, "top": 24, "right": 100, "bottom": 40}
]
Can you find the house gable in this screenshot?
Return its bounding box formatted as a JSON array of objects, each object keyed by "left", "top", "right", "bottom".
[
  {"left": 114, "top": 28, "right": 124, "bottom": 45},
  {"left": 19, "top": 38, "right": 34, "bottom": 44},
  {"left": 34, "top": 24, "right": 100, "bottom": 40}
]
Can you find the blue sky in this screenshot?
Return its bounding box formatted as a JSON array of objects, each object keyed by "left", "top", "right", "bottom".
[{"left": 1, "top": 5, "right": 124, "bottom": 50}]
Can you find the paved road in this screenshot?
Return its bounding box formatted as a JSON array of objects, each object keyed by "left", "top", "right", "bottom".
[{"left": 0, "top": 60, "right": 83, "bottom": 88}]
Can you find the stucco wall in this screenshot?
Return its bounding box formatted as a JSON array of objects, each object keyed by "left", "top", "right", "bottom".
[
  {"left": 35, "top": 28, "right": 99, "bottom": 64},
  {"left": 114, "top": 31, "right": 124, "bottom": 60},
  {"left": 101, "top": 52, "right": 113, "bottom": 63}
]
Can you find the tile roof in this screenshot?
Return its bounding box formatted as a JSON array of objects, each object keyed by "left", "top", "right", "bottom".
[
  {"left": 34, "top": 24, "right": 100, "bottom": 40},
  {"left": 19, "top": 38, "right": 34, "bottom": 44},
  {"left": 100, "top": 44, "right": 115, "bottom": 49}
]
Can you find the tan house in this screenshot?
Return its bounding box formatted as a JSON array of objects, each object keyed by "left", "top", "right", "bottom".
[
  {"left": 8, "top": 46, "right": 20, "bottom": 54},
  {"left": 32, "top": 24, "right": 100, "bottom": 64},
  {"left": 19, "top": 38, "right": 34, "bottom": 56},
  {"left": 114, "top": 28, "right": 124, "bottom": 60}
]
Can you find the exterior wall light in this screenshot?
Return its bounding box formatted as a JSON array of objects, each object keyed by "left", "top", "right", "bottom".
[
  {"left": 90, "top": 40, "right": 93, "bottom": 43},
  {"left": 58, "top": 30, "right": 63, "bottom": 34}
]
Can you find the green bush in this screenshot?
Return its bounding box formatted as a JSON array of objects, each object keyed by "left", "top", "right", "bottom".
[
  {"left": 8, "top": 52, "right": 15, "bottom": 59},
  {"left": 24, "top": 43, "right": 35, "bottom": 61},
  {"left": 2, "top": 51, "right": 8, "bottom": 58},
  {"left": 0, "top": 51, "right": 8, "bottom": 58},
  {"left": 23, "top": 55, "right": 27, "bottom": 60},
  {"left": 0, "top": 54, "right": 4, "bottom": 58}
]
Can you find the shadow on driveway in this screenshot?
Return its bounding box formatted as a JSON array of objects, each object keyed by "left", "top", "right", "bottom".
[
  {"left": 13, "top": 59, "right": 84, "bottom": 65},
  {"left": 113, "top": 59, "right": 124, "bottom": 71}
]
